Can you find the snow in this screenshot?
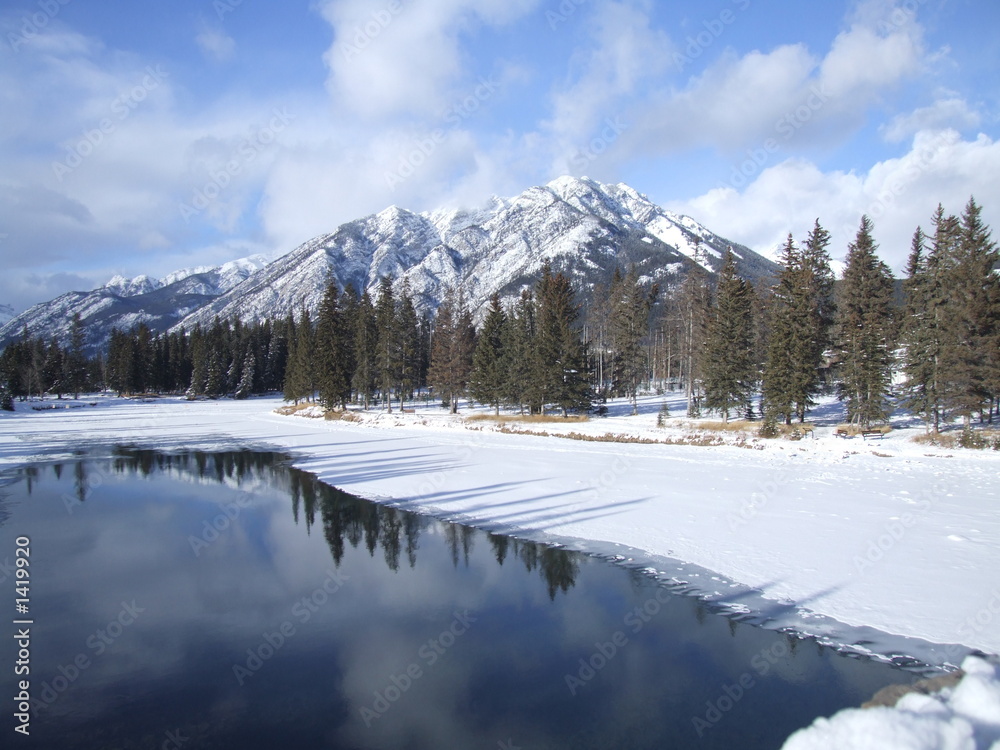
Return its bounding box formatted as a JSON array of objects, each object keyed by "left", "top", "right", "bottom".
[
  {"left": 782, "top": 656, "right": 1000, "bottom": 749},
  {"left": 2, "top": 392, "right": 998, "bottom": 673}
]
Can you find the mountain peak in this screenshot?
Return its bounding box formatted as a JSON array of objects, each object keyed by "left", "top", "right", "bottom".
[{"left": 2, "top": 179, "right": 779, "bottom": 352}]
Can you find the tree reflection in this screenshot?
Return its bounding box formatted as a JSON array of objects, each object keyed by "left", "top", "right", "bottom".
[
  {"left": 27, "top": 447, "right": 581, "bottom": 599},
  {"left": 286, "top": 463, "right": 580, "bottom": 598}
]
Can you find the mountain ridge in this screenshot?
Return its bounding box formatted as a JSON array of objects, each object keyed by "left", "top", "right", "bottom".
[{"left": 1, "top": 177, "right": 779, "bottom": 352}]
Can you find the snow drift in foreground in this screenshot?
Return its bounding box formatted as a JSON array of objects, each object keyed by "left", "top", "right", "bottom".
[{"left": 783, "top": 656, "right": 1000, "bottom": 749}]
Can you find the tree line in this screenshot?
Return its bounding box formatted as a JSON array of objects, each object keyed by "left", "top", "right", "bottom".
[{"left": 2, "top": 198, "right": 996, "bottom": 434}]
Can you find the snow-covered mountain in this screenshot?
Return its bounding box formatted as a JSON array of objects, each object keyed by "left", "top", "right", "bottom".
[
  {"left": 1, "top": 178, "right": 779, "bottom": 352},
  {"left": 0, "top": 256, "right": 267, "bottom": 353},
  {"left": 176, "top": 176, "right": 778, "bottom": 330}
]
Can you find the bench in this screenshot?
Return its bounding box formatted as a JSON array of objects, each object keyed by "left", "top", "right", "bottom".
[
  {"left": 861, "top": 429, "right": 884, "bottom": 440},
  {"left": 835, "top": 427, "right": 850, "bottom": 438},
  {"left": 401, "top": 408, "right": 416, "bottom": 414}
]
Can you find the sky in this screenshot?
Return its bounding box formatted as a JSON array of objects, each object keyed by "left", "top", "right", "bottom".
[{"left": 1, "top": 0, "right": 998, "bottom": 315}]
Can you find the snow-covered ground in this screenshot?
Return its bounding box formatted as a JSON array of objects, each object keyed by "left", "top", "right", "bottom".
[
  {"left": 2, "top": 392, "right": 999, "bottom": 674},
  {"left": 783, "top": 655, "right": 1000, "bottom": 750}
]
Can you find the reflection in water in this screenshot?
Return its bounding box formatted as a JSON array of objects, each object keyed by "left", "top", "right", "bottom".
[{"left": 0, "top": 448, "right": 918, "bottom": 750}]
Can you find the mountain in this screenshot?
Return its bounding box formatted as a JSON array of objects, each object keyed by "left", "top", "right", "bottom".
[
  {"left": 2, "top": 177, "right": 779, "bottom": 352},
  {"left": 0, "top": 256, "right": 267, "bottom": 353},
  {"left": 175, "top": 176, "right": 778, "bottom": 330}
]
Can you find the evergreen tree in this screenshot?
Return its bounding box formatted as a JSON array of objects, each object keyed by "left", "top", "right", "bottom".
[
  {"left": 427, "top": 286, "right": 475, "bottom": 413},
  {"left": 835, "top": 216, "right": 896, "bottom": 427},
  {"left": 65, "top": 312, "right": 88, "bottom": 398},
  {"left": 761, "top": 229, "right": 832, "bottom": 425},
  {"left": 678, "top": 256, "right": 711, "bottom": 417},
  {"left": 283, "top": 309, "right": 314, "bottom": 404},
  {"left": 42, "top": 338, "right": 66, "bottom": 397},
  {"left": 375, "top": 276, "right": 399, "bottom": 411},
  {"left": 338, "top": 284, "right": 360, "bottom": 398},
  {"left": 469, "top": 293, "right": 507, "bottom": 414},
  {"left": 395, "top": 282, "right": 420, "bottom": 411},
  {"left": 502, "top": 290, "right": 538, "bottom": 414},
  {"left": 800, "top": 219, "right": 836, "bottom": 398},
  {"left": 534, "top": 263, "right": 590, "bottom": 416},
  {"left": 352, "top": 291, "right": 378, "bottom": 409},
  {"left": 235, "top": 351, "right": 256, "bottom": 400},
  {"left": 609, "top": 266, "right": 658, "bottom": 415},
  {"left": 315, "top": 280, "right": 350, "bottom": 410},
  {"left": 702, "top": 251, "right": 756, "bottom": 423},
  {"left": 900, "top": 224, "right": 947, "bottom": 432},
  {"left": 188, "top": 324, "right": 208, "bottom": 397},
  {"left": 940, "top": 197, "right": 1000, "bottom": 426}
]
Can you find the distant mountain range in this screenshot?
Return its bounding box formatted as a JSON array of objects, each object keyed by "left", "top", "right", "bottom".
[{"left": 1, "top": 177, "right": 780, "bottom": 353}]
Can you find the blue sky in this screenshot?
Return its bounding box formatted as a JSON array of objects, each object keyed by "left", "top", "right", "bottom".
[{"left": 1, "top": 0, "right": 998, "bottom": 313}]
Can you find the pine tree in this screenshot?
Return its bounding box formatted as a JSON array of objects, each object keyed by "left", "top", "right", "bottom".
[
  {"left": 374, "top": 276, "right": 399, "bottom": 412},
  {"left": 835, "top": 216, "right": 896, "bottom": 427},
  {"left": 800, "top": 219, "right": 837, "bottom": 401},
  {"left": 338, "top": 284, "right": 360, "bottom": 398},
  {"left": 900, "top": 224, "right": 946, "bottom": 432},
  {"left": 702, "top": 251, "right": 756, "bottom": 423},
  {"left": 761, "top": 228, "right": 833, "bottom": 425},
  {"left": 534, "top": 263, "right": 590, "bottom": 416},
  {"left": 65, "top": 312, "right": 88, "bottom": 398},
  {"left": 469, "top": 293, "right": 508, "bottom": 414},
  {"left": 678, "top": 257, "right": 711, "bottom": 417},
  {"left": 761, "top": 236, "right": 800, "bottom": 424},
  {"left": 940, "top": 197, "right": 1000, "bottom": 426},
  {"left": 395, "top": 282, "right": 420, "bottom": 411},
  {"left": 352, "top": 291, "right": 378, "bottom": 409},
  {"left": 42, "top": 339, "right": 65, "bottom": 397},
  {"left": 235, "top": 351, "right": 255, "bottom": 400},
  {"left": 315, "top": 280, "right": 350, "bottom": 410},
  {"left": 610, "top": 266, "right": 658, "bottom": 415},
  {"left": 502, "top": 290, "right": 538, "bottom": 414},
  {"left": 283, "top": 309, "right": 314, "bottom": 404},
  {"left": 187, "top": 324, "right": 207, "bottom": 397},
  {"left": 427, "top": 286, "right": 475, "bottom": 413}
]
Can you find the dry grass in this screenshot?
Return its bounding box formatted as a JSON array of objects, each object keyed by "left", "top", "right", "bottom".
[
  {"left": 273, "top": 403, "right": 315, "bottom": 416},
  {"left": 325, "top": 409, "right": 360, "bottom": 422},
  {"left": 466, "top": 413, "right": 590, "bottom": 424},
  {"left": 913, "top": 429, "right": 1000, "bottom": 450}
]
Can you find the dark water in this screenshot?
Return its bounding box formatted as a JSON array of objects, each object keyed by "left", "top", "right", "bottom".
[{"left": 0, "top": 448, "right": 918, "bottom": 749}]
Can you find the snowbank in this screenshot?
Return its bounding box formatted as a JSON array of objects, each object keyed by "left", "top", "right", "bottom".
[{"left": 782, "top": 656, "right": 1000, "bottom": 749}]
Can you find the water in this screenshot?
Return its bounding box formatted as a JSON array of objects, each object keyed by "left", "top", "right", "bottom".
[{"left": 0, "top": 448, "right": 919, "bottom": 749}]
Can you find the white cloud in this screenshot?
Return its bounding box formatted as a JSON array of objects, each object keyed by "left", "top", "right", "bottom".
[
  {"left": 545, "top": 0, "right": 675, "bottom": 165},
  {"left": 668, "top": 129, "right": 1000, "bottom": 274},
  {"left": 881, "top": 96, "right": 982, "bottom": 142},
  {"left": 320, "top": 0, "right": 541, "bottom": 121},
  {"left": 195, "top": 27, "right": 236, "bottom": 63},
  {"left": 587, "top": 0, "right": 929, "bottom": 171}
]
